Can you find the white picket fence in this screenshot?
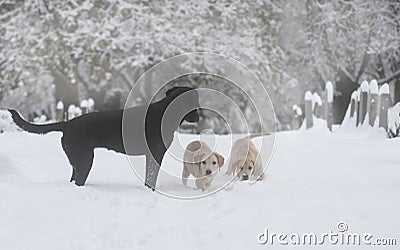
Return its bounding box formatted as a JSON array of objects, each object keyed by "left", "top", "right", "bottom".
[{"left": 295, "top": 80, "right": 399, "bottom": 136}]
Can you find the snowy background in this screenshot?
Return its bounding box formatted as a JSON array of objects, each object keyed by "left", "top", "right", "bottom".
[{"left": 0, "top": 0, "right": 399, "bottom": 130}]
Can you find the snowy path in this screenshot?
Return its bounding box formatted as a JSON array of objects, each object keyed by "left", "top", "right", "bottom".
[{"left": 0, "top": 129, "right": 399, "bottom": 249}]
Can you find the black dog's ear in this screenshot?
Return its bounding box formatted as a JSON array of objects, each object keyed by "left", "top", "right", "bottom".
[
  {"left": 166, "top": 87, "right": 179, "bottom": 96},
  {"left": 166, "top": 86, "right": 194, "bottom": 97}
]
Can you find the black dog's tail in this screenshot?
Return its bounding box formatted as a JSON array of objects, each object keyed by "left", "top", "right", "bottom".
[{"left": 9, "top": 109, "right": 66, "bottom": 134}]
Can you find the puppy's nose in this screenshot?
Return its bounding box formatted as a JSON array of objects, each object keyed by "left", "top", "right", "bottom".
[
  {"left": 205, "top": 169, "right": 212, "bottom": 176},
  {"left": 242, "top": 174, "right": 249, "bottom": 180}
]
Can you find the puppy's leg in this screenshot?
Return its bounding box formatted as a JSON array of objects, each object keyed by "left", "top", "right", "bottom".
[
  {"left": 226, "top": 161, "right": 233, "bottom": 175},
  {"left": 182, "top": 165, "right": 190, "bottom": 186},
  {"left": 226, "top": 159, "right": 236, "bottom": 176},
  {"left": 195, "top": 178, "right": 206, "bottom": 191}
]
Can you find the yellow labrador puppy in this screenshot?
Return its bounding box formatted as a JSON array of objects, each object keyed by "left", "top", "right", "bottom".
[
  {"left": 182, "top": 140, "right": 225, "bottom": 191},
  {"left": 226, "top": 133, "right": 270, "bottom": 181}
]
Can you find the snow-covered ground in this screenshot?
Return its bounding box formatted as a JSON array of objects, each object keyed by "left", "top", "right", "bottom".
[{"left": 1, "top": 127, "right": 399, "bottom": 249}]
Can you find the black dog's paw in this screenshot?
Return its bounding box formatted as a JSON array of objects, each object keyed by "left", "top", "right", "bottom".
[{"left": 144, "top": 183, "right": 155, "bottom": 191}]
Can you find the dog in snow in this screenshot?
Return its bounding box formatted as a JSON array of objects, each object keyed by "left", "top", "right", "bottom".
[
  {"left": 182, "top": 140, "right": 224, "bottom": 191},
  {"left": 226, "top": 133, "right": 270, "bottom": 181},
  {"left": 9, "top": 87, "right": 200, "bottom": 190}
]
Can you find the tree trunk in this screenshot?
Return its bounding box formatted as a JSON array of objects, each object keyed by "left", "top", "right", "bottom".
[
  {"left": 332, "top": 73, "right": 359, "bottom": 124},
  {"left": 394, "top": 79, "right": 400, "bottom": 104},
  {"left": 52, "top": 68, "right": 79, "bottom": 109}
]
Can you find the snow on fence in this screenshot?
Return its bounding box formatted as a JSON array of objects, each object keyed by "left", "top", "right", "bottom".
[
  {"left": 291, "top": 105, "right": 303, "bottom": 129},
  {"left": 297, "top": 79, "right": 400, "bottom": 137},
  {"left": 56, "top": 98, "right": 95, "bottom": 121},
  {"left": 301, "top": 81, "right": 334, "bottom": 131},
  {"left": 56, "top": 101, "right": 64, "bottom": 121},
  {"left": 348, "top": 82, "right": 392, "bottom": 130}
]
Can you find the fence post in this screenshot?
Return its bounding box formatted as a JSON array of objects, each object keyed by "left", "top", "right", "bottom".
[
  {"left": 350, "top": 91, "right": 357, "bottom": 118},
  {"left": 87, "top": 98, "right": 95, "bottom": 112},
  {"left": 56, "top": 101, "right": 64, "bottom": 121},
  {"left": 291, "top": 105, "right": 303, "bottom": 129},
  {"left": 368, "top": 80, "right": 379, "bottom": 126},
  {"left": 320, "top": 90, "right": 325, "bottom": 120},
  {"left": 358, "top": 81, "right": 369, "bottom": 126},
  {"left": 325, "top": 81, "right": 334, "bottom": 131},
  {"left": 75, "top": 107, "right": 82, "bottom": 117},
  {"left": 355, "top": 89, "right": 360, "bottom": 125},
  {"left": 67, "top": 105, "right": 76, "bottom": 121},
  {"left": 379, "top": 83, "right": 391, "bottom": 130},
  {"left": 80, "top": 100, "right": 88, "bottom": 114},
  {"left": 305, "top": 91, "right": 313, "bottom": 129}
]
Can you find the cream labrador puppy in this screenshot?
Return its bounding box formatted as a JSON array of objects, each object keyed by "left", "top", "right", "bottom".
[
  {"left": 182, "top": 140, "right": 225, "bottom": 191},
  {"left": 226, "top": 133, "right": 270, "bottom": 181}
]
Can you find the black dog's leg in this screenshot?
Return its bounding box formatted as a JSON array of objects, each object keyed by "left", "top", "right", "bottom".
[
  {"left": 145, "top": 155, "right": 159, "bottom": 191},
  {"left": 62, "top": 137, "right": 77, "bottom": 183},
  {"left": 74, "top": 149, "right": 94, "bottom": 186},
  {"left": 145, "top": 152, "right": 164, "bottom": 191},
  {"left": 70, "top": 168, "right": 76, "bottom": 182},
  {"left": 62, "top": 136, "right": 94, "bottom": 186}
]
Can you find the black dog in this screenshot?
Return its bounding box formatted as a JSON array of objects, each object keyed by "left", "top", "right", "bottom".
[{"left": 9, "top": 87, "right": 199, "bottom": 190}]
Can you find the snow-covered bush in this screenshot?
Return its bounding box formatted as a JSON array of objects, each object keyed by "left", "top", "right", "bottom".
[
  {"left": 0, "top": 110, "right": 19, "bottom": 133},
  {"left": 388, "top": 103, "right": 400, "bottom": 138}
]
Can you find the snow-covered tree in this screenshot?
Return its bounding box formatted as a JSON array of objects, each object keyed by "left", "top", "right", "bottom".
[
  {"left": 0, "top": 0, "right": 284, "bottom": 131},
  {"left": 1, "top": 0, "right": 398, "bottom": 130},
  {"left": 281, "top": 0, "right": 400, "bottom": 123}
]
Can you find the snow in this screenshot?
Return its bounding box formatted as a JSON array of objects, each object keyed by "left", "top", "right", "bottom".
[
  {"left": 87, "top": 98, "right": 95, "bottom": 108},
  {"left": 369, "top": 79, "right": 378, "bottom": 94},
  {"left": 292, "top": 105, "right": 302, "bottom": 116},
  {"left": 379, "top": 83, "right": 390, "bottom": 95},
  {"left": 57, "top": 101, "right": 64, "bottom": 110},
  {"left": 350, "top": 91, "right": 357, "bottom": 100},
  {"left": 312, "top": 92, "right": 322, "bottom": 106},
  {"left": 68, "top": 105, "right": 76, "bottom": 119},
  {"left": 75, "top": 107, "right": 82, "bottom": 116},
  {"left": 68, "top": 105, "right": 76, "bottom": 113},
  {"left": 360, "top": 80, "right": 369, "bottom": 92},
  {"left": 304, "top": 91, "right": 312, "bottom": 101},
  {"left": 33, "top": 115, "right": 47, "bottom": 123},
  {"left": 80, "top": 100, "right": 88, "bottom": 108},
  {"left": 325, "top": 81, "right": 333, "bottom": 102},
  {"left": 1, "top": 129, "right": 399, "bottom": 249},
  {"left": 0, "top": 110, "right": 19, "bottom": 133},
  {"left": 388, "top": 103, "right": 400, "bottom": 136},
  {"left": 300, "top": 115, "right": 329, "bottom": 132}
]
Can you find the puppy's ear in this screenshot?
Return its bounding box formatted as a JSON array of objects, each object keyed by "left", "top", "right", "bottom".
[
  {"left": 194, "top": 153, "right": 205, "bottom": 171},
  {"left": 214, "top": 152, "right": 225, "bottom": 168},
  {"left": 193, "top": 153, "right": 206, "bottom": 164},
  {"left": 233, "top": 159, "right": 243, "bottom": 173}
]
